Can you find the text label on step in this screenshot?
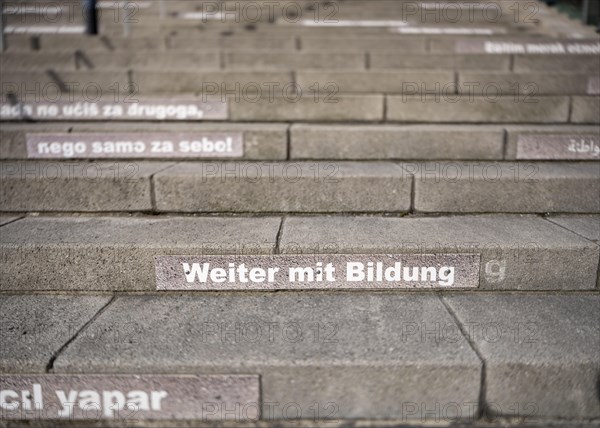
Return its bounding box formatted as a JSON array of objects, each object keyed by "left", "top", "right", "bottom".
[
  {"left": 456, "top": 40, "right": 600, "bottom": 55},
  {"left": 155, "top": 254, "right": 480, "bottom": 290},
  {"left": 0, "top": 374, "right": 259, "bottom": 421},
  {"left": 517, "top": 134, "right": 600, "bottom": 160},
  {"left": 26, "top": 133, "right": 244, "bottom": 159},
  {"left": 0, "top": 100, "right": 228, "bottom": 121}
]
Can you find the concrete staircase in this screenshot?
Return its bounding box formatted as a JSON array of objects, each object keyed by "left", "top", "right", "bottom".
[{"left": 0, "top": 1, "right": 599, "bottom": 426}]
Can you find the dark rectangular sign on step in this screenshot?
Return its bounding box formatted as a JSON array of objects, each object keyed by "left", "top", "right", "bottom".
[
  {"left": 516, "top": 134, "right": 600, "bottom": 160},
  {"left": 0, "top": 99, "right": 228, "bottom": 121},
  {"left": 0, "top": 374, "right": 259, "bottom": 421},
  {"left": 26, "top": 133, "right": 244, "bottom": 159},
  {"left": 455, "top": 39, "right": 600, "bottom": 54},
  {"left": 155, "top": 254, "right": 480, "bottom": 290}
]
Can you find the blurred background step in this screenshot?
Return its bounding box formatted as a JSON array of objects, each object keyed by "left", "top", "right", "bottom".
[
  {"left": 2, "top": 124, "right": 598, "bottom": 162},
  {"left": 1, "top": 161, "right": 597, "bottom": 213}
]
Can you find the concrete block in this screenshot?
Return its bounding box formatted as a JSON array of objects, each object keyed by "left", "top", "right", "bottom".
[
  {"left": 513, "top": 54, "right": 600, "bottom": 72},
  {"left": 230, "top": 95, "right": 384, "bottom": 122},
  {"left": 154, "top": 162, "right": 411, "bottom": 213},
  {"left": 411, "top": 162, "right": 600, "bottom": 213},
  {"left": 0, "top": 216, "right": 280, "bottom": 291},
  {"left": 290, "top": 124, "right": 504, "bottom": 160},
  {"left": 296, "top": 70, "right": 454, "bottom": 94},
  {"left": 279, "top": 215, "right": 599, "bottom": 290},
  {"left": 0, "top": 161, "right": 171, "bottom": 212},
  {"left": 370, "top": 53, "right": 510, "bottom": 70},
  {"left": 53, "top": 294, "right": 481, "bottom": 420},
  {"left": 459, "top": 72, "right": 592, "bottom": 95},
  {"left": 572, "top": 97, "right": 600, "bottom": 124},
  {"left": 387, "top": 95, "right": 570, "bottom": 123},
  {"left": 133, "top": 71, "right": 293, "bottom": 94},
  {"left": 444, "top": 294, "right": 600, "bottom": 418}
]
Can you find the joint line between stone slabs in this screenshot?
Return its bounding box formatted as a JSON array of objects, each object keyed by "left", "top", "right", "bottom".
[
  {"left": 285, "top": 125, "right": 291, "bottom": 161},
  {"left": 127, "top": 69, "right": 135, "bottom": 94},
  {"left": 274, "top": 216, "right": 286, "bottom": 255},
  {"left": 542, "top": 216, "right": 600, "bottom": 246},
  {"left": 394, "top": 163, "right": 415, "bottom": 213},
  {"left": 149, "top": 162, "right": 181, "bottom": 212},
  {"left": 219, "top": 51, "right": 225, "bottom": 70},
  {"left": 540, "top": 216, "right": 600, "bottom": 289},
  {"left": 567, "top": 96, "right": 574, "bottom": 123},
  {"left": 501, "top": 128, "right": 509, "bottom": 160},
  {"left": 45, "top": 295, "right": 116, "bottom": 373},
  {"left": 438, "top": 294, "right": 487, "bottom": 419},
  {"left": 0, "top": 215, "right": 25, "bottom": 228}
]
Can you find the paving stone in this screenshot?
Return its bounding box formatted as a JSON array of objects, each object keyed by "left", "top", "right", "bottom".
[
  {"left": 290, "top": 124, "right": 504, "bottom": 160},
  {"left": 410, "top": 162, "right": 600, "bottom": 213},
  {"left": 513, "top": 54, "right": 600, "bottom": 72},
  {"left": 76, "top": 51, "right": 220, "bottom": 70},
  {"left": 387, "top": 96, "right": 570, "bottom": 123},
  {"left": 571, "top": 97, "right": 600, "bottom": 124},
  {"left": 444, "top": 294, "right": 600, "bottom": 418},
  {"left": 133, "top": 71, "right": 293, "bottom": 94},
  {"left": 296, "top": 71, "right": 454, "bottom": 94},
  {"left": 154, "top": 162, "right": 410, "bottom": 213},
  {"left": 504, "top": 125, "right": 600, "bottom": 160},
  {"left": 544, "top": 215, "right": 600, "bottom": 243},
  {"left": 0, "top": 161, "right": 171, "bottom": 212},
  {"left": 0, "top": 295, "right": 111, "bottom": 372},
  {"left": 279, "top": 215, "right": 599, "bottom": 290},
  {"left": 369, "top": 53, "right": 510, "bottom": 70},
  {"left": 168, "top": 36, "right": 295, "bottom": 50},
  {"left": 224, "top": 51, "right": 366, "bottom": 70},
  {"left": 53, "top": 294, "right": 481, "bottom": 420},
  {"left": 300, "top": 37, "right": 426, "bottom": 52},
  {"left": 39, "top": 35, "right": 167, "bottom": 51},
  {"left": 229, "top": 95, "right": 383, "bottom": 122},
  {"left": 0, "top": 52, "right": 75, "bottom": 71},
  {"left": 0, "top": 216, "right": 280, "bottom": 291},
  {"left": 458, "top": 72, "right": 592, "bottom": 95}
]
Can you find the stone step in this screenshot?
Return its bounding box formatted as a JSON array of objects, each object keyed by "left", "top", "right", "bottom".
[
  {"left": 457, "top": 72, "right": 598, "bottom": 96},
  {"left": 1, "top": 292, "right": 598, "bottom": 421},
  {"left": 408, "top": 161, "right": 600, "bottom": 213},
  {"left": 2, "top": 66, "right": 598, "bottom": 100},
  {"left": 291, "top": 124, "right": 600, "bottom": 161},
  {"left": 133, "top": 71, "right": 294, "bottom": 95},
  {"left": 387, "top": 95, "right": 599, "bottom": 124},
  {"left": 513, "top": 54, "right": 600, "bottom": 72},
  {"left": 3, "top": 123, "right": 599, "bottom": 162},
  {"left": 0, "top": 215, "right": 598, "bottom": 291},
  {"left": 1, "top": 161, "right": 598, "bottom": 213}
]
